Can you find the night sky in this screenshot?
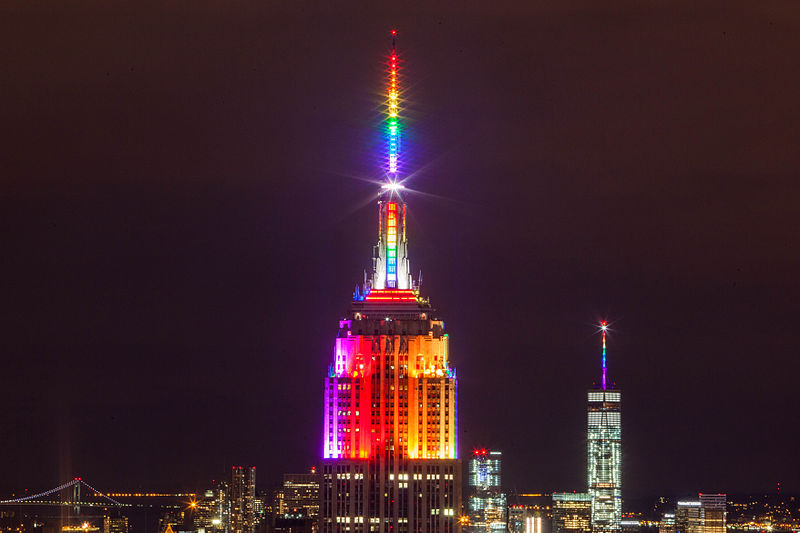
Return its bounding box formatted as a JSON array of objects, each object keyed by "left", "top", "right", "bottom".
[{"left": 2, "top": 1, "right": 799, "bottom": 500}]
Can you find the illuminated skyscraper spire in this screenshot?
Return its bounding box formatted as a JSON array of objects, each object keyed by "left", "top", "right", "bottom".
[
  {"left": 588, "top": 320, "right": 621, "bottom": 533},
  {"left": 601, "top": 321, "right": 608, "bottom": 390},
  {"left": 321, "top": 33, "right": 462, "bottom": 533}
]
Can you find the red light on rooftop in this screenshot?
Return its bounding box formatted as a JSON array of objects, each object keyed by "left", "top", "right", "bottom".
[{"left": 364, "top": 289, "right": 417, "bottom": 302}]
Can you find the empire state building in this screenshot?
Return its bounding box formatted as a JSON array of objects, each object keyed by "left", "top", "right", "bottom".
[{"left": 320, "top": 32, "right": 462, "bottom": 533}]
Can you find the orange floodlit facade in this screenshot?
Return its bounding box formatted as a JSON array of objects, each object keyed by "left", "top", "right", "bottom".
[{"left": 324, "top": 307, "right": 456, "bottom": 460}]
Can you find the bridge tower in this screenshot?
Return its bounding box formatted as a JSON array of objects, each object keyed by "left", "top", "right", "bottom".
[{"left": 72, "top": 478, "right": 81, "bottom": 516}]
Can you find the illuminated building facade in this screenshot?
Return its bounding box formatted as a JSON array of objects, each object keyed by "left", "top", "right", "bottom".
[
  {"left": 320, "top": 31, "right": 461, "bottom": 533},
  {"left": 63, "top": 525, "right": 101, "bottom": 533},
  {"left": 508, "top": 507, "right": 528, "bottom": 533},
  {"left": 231, "top": 467, "right": 256, "bottom": 533},
  {"left": 103, "top": 517, "right": 129, "bottom": 533},
  {"left": 527, "top": 515, "right": 544, "bottom": 533},
  {"left": 255, "top": 496, "right": 267, "bottom": 528},
  {"left": 190, "top": 484, "right": 231, "bottom": 533},
  {"left": 159, "top": 512, "right": 184, "bottom": 533},
  {"left": 276, "top": 473, "right": 321, "bottom": 519},
  {"left": 674, "top": 495, "right": 726, "bottom": 533},
  {"left": 552, "top": 493, "right": 592, "bottom": 533},
  {"left": 508, "top": 506, "right": 543, "bottom": 533},
  {"left": 697, "top": 494, "right": 726, "bottom": 533},
  {"left": 214, "top": 481, "right": 232, "bottom": 533},
  {"left": 587, "top": 323, "right": 621, "bottom": 533},
  {"left": 466, "top": 450, "right": 506, "bottom": 533},
  {"left": 658, "top": 514, "right": 676, "bottom": 533},
  {"left": 193, "top": 494, "right": 218, "bottom": 532}
]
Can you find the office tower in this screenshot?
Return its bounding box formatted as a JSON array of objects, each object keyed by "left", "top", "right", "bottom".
[
  {"left": 159, "top": 511, "right": 184, "bottom": 533},
  {"left": 103, "top": 516, "right": 129, "bottom": 533},
  {"left": 193, "top": 494, "right": 215, "bottom": 532},
  {"left": 274, "top": 472, "right": 321, "bottom": 533},
  {"left": 527, "top": 514, "right": 544, "bottom": 533},
  {"left": 698, "top": 494, "right": 726, "bottom": 533},
  {"left": 467, "top": 450, "right": 507, "bottom": 533},
  {"left": 214, "top": 481, "right": 232, "bottom": 533},
  {"left": 320, "top": 31, "right": 462, "bottom": 533},
  {"left": 552, "top": 493, "right": 592, "bottom": 533},
  {"left": 193, "top": 488, "right": 229, "bottom": 533},
  {"left": 508, "top": 506, "right": 543, "bottom": 533},
  {"left": 255, "top": 496, "right": 267, "bottom": 527},
  {"left": 231, "top": 466, "right": 256, "bottom": 533},
  {"left": 675, "top": 495, "right": 726, "bottom": 533},
  {"left": 508, "top": 506, "right": 528, "bottom": 533},
  {"left": 510, "top": 494, "right": 551, "bottom": 525},
  {"left": 277, "top": 473, "right": 321, "bottom": 519},
  {"left": 659, "top": 513, "right": 676, "bottom": 533},
  {"left": 675, "top": 500, "right": 701, "bottom": 533},
  {"left": 530, "top": 515, "right": 544, "bottom": 533},
  {"left": 588, "top": 322, "right": 622, "bottom": 533}
]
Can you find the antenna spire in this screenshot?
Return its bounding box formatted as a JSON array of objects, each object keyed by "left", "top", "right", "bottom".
[
  {"left": 601, "top": 321, "right": 608, "bottom": 390},
  {"left": 387, "top": 30, "right": 400, "bottom": 180}
]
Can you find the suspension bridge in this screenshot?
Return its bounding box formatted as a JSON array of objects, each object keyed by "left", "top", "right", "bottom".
[{"left": 0, "top": 478, "right": 128, "bottom": 511}]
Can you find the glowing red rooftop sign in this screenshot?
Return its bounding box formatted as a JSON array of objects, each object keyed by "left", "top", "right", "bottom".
[{"left": 364, "top": 289, "right": 417, "bottom": 302}]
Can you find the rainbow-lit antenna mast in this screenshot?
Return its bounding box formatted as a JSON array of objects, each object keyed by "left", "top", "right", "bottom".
[
  {"left": 380, "top": 29, "right": 404, "bottom": 194},
  {"left": 601, "top": 321, "right": 609, "bottom": 390},
  {"left": 388, "top": 30, "right": 398, "bottom": 177}
]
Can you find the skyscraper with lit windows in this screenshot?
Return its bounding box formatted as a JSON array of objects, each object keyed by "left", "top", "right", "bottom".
[
  {"left": 231, "top": 466, "right": 256, "bottom": 533},
  {"left": 319, "top": 31, "right": 461, "bottom": 533},
  {"left": 587, "top": 323, "right": 621, "bottom": 533},
  {"left": 552, "top": 493, "right": 592, "bottom": 533},
  {"left": 674, "top": 494, "right": 726, "bottom": 533},
  {"left": 466, "top": 450, "right": 506, "bottom": 533}
]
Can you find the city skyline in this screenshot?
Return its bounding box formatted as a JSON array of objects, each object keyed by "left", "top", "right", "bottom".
[{"left": 2, "top": 0, "right": 799, "bottom": 501}]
